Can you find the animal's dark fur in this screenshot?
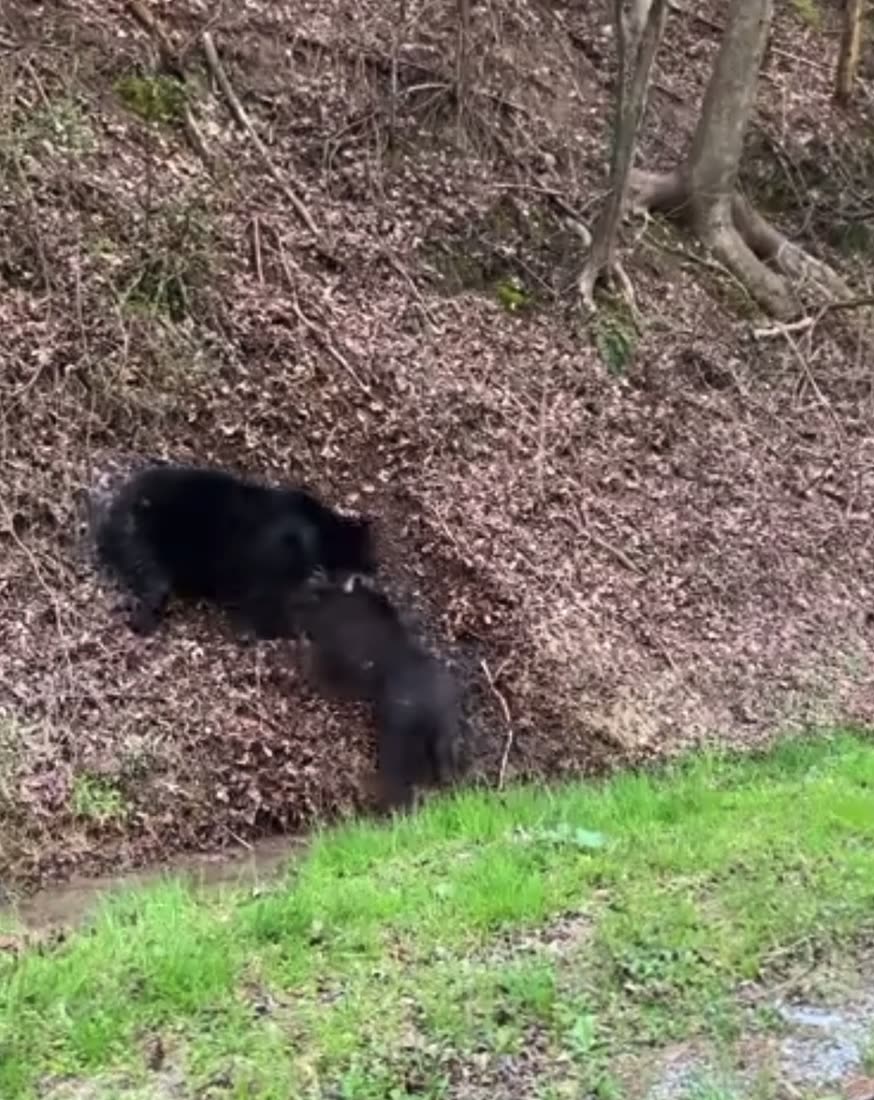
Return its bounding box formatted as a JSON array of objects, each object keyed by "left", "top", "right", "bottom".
[
  {"left": 94, "top": 464, "right": 375, "bottom": 637},
  {"left": 296, "top": 577, "right": 465, "bottom": 811},
  {"left": 373, "top": 643, "right": 464, "bottom": 811},
  {"left": 293, "top": 576, "right": 408, "bottom": 700}
]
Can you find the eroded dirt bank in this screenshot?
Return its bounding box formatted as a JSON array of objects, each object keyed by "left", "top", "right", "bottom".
[{"left": 0, "top": 0, "right": 872, "bottom": 891}]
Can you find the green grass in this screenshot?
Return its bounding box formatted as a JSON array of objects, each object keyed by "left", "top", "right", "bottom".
[
  {"left": 3, "top": 731, "right": 874, "bottom": 1098},
  {"left": 114, "top": 73, "right": 188, "bottom": 126},
  {"left": 71, "top": 774, "right": 127, "bottom": 823}
]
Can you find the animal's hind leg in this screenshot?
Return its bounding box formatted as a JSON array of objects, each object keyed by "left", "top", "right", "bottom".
[
  {"left": 126, "top": 555, "right": 171, "bottom": 635},
  {"left": 374, "top": 714, "right": 423, "bottom": 814},
  {"left": 430, "top": 723, "right": 462, "bottom": 788},
  {"left": 105, "top": 513, "right": 171, "bottom": 635}
]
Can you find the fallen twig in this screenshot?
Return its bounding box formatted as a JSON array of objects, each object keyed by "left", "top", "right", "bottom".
[
  {"left": 250, "top": 215, "right": 264, "bottom": 285},
  {"left": 752, "top": 317, "right": 815, "bottom": 340},
  {"left": 481, "top": 658, "right": 514, "bottom": 791},
  {"left": 201, "top": 31, "right": 319, "bottom": 239},
  {"left": 383, "top": 251, "right": 440, "bottom": 330},
  {"left": 124, "top": 0, "right": 183, "bottom": 76},
  {"left": 566, "top": 507, "right": 643, "bottom": 576},
  {"left": 586, "top": 526, "right": 643, "bottom": 575},
  {"left": 274, "top": 233, "right": 370, "bottom": 394},
  {"left": 181, "top": 106, "right": 213, "bottom": 170},
  {"left": 752, "top": 295, "right": 874, "bottom": 340}
]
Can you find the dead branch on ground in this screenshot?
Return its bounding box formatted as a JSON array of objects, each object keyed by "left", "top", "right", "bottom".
[
  {"left": 752, "top": 295, "right": 874, "bottom": 339},
  {"left": 481, "top": 658, "right": 514, "bottom": 790},
  {"left": 273, "top": 232, "right": 370, "bottom": 394},
  {"left": 201, "top": 31, "right": 320, "bottom": 239}
]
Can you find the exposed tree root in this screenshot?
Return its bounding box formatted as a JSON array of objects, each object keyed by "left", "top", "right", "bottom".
[
  {"left": 631, "top": 169, "right": 853, "bottom": 319},
  {"left": 731, "top": 196, "right": 853, "bottom": 303}
]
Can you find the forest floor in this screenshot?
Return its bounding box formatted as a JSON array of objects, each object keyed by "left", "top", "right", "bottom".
[{"left": 0, "top": 0, "right": 873, "bottom": 891}]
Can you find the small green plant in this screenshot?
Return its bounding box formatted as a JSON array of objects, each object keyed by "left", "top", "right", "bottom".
[
  {"left": 71, "top": 774, "right": 127, "bottom": 823},
  {"left": 125, "top": 258, "right": 192, "bottom": 321},
  {"left": 861, "top": 1028, "right": 874, "bottom": 1074},
  {"left": 681, "top": 1072, "right": 743, "bottom": 1100},
  {"left": 593, "top": 295, "right": 638, "bottom": 376},
  {"left": 121, "top": 201, "right": 214, "bottom": 321},
  {"left": 1, "top": 98, "right": 94, "bottom": 160},
  {"left": 565, "top": 1011, "right": 598, "bottom": 1059},
  {"left": 790, "top": 0, "right": 821, "bottom": 27},
  {"left": 115, "top": 73, "right": 187, "bottom": 125},
  {"left": 495, "top": 275, "right": 531, "bottom": 312},
  {"left": 35, "top": 99, "right": 94, "bottom": 153}
]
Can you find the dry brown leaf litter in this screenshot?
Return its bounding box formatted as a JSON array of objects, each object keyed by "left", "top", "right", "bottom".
[{"left": 0, "top": 0, "right": 872, "bottom": 891}]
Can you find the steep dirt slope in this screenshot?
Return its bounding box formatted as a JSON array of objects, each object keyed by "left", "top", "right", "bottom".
[{"left": 0, "top": 0, "right": 872, "bottom": 890}]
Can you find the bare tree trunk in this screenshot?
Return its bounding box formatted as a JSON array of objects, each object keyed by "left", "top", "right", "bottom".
[
  {"left": 578, "top": 0, "right": 669, "bottom": 309},
  {"left": 682, "top": 0, "right": 793, "bottom": 314},
  {"left": 628, "top": 0, "right": 852, "bottom": 318},
  {"left": 686, "top": 0, "right": 770, "bottom": 222},
  {"left": 835, "top": 0, "right": 864, "bottom": 105},
  {"left": 389, "top": 0, "right": 408, "bottom": 148},
  {"left": 622, "top": 0, "right": 655, "bottom": 46},
  {"left": 456, "top": 0, "right": 472, "bottom": 130}
]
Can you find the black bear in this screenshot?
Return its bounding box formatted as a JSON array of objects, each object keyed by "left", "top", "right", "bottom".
[
  {"left": 295, "top": 576, "right": 465, "bottom": 811},
  {"left": 92, "top": 463, "right": 375, "bottom": 638}
]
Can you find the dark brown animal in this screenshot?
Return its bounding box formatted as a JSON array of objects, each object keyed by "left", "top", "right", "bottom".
[
  {"left": 294, "top": 576, "right": 465, "bottom": 811},
  {"left": 93, "top": 463, "right": 374, "bottom": 638}
]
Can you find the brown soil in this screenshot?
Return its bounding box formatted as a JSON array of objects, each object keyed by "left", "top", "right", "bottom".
[{"left": 0, "top": 0, "right": 872, "bottom": 893}]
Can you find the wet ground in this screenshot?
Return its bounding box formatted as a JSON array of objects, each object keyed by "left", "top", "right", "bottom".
[
  {"left": 5, "top": 838, "right": 874, "bottom": 1100},
  {"left": 1, "top": 833, "right": 304, "bottom": 933},
  {"left": 639, "top": 979, "right": 874, "bottom": 1099}
]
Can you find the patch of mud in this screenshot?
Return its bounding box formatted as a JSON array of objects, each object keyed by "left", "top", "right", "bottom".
[
  {"left": 638, "top": 980, "right": 874, "bottom": 1099},
  {"left": 775, "top": 996, "right": 874, "bottom": 1089},
  {"left": 1, "top": 833, "right": 304, "bottom": 933},
  {"left": 643, "top": 1046, "right": 712, "bottom": 1100},
  {"left": 42, "top": 1069, "right": 187, "bottom": 1100}
]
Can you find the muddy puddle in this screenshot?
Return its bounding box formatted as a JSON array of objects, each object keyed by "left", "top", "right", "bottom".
[
  {"left": 641, "top": 982, "right": 874, "bottom": 1099},
  {"left": 1, "top": 833, "right": 306, "bottom": 932}
]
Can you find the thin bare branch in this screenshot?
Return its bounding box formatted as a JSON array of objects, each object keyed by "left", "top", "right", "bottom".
[
  {"left": 481, "top": 659, "right": 514, "bottom": 791},
  {"left": 123, "top": 0, "right": 184, "bottom": 76},
  {"left": 578, "top": 0, "right": 669, "bottom": 309},
  {"left": 201, "top": 31, "right": 320, "bottom": 239}
]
